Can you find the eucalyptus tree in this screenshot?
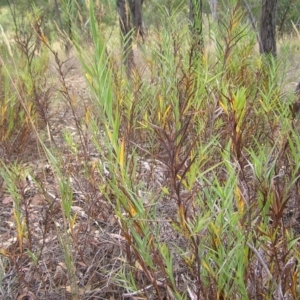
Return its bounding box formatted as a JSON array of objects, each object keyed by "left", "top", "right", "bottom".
[
  {"left": 259, "top": 0, "right": 277, "bottom": 56},
  {"left": 207, "top": 0, "right": 219, "bottom": 21},
  {"left": 189, "top": 0, "right": 204, "bottom": 53},
  {"left": 116, "top": 0, "right": 144, "bottom": 75}
]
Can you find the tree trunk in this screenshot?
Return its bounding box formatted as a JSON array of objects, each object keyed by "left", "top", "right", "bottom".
[
  {"left": 116, "top": 0, "right": 135, "bottom": 75},
  {"left": 54, "top": 0, "right": 64, "bottom": 32},
  {"left": 207, "top": 0, "right": 219, "bottom": 21},
  {"left": 189, "top": 0, "right": 204, "bottom": 53},
  {"left": 259, "top": 0, "right": 277, "bottom": 56},
  {"left": 128, "top": 0, "right": 144, "bottom": 41}
]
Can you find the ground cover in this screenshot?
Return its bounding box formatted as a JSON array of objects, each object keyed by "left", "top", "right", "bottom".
[{"left": 1, "top": 4, "right": 300, "bottom": 300}]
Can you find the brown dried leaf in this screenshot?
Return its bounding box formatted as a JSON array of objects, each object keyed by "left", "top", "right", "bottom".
[
  {"left": 31, "top": 193, "right": 46, "bottom": 205},
  {"left": 17, "top": 290, "right": 37, "bottom": 300},
  {"left": 0, "top": 236, "right": 17, "bottom": 249},
  {"left": 53, "top": 264, "right": 68, "bottom": 286},
  {"left": 2, "top": 196, "right": 13, "bottom": 204}
]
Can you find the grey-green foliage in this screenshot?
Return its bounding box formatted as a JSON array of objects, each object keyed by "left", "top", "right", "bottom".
[
  {"left": 5, "top": 0, "right": 300, "bottom": 37},
  {"left": 240, "top": 0, "right": 300, "bottom": 34},
  {"left": 277, "top": 0, "right": 300, "bottom": 33},
  {"left": 5, "top": 0, "right": 89, "bottom": 44},
  {"left": 141, "top": 0, "right": 188, "bottom": 29}
]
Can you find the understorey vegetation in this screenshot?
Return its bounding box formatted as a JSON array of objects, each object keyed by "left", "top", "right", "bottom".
[{"left": 1, "top": 1, "right": 300, "bottom": 299}]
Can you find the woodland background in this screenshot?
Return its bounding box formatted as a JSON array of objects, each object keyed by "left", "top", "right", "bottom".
[{"left": 1, "top": 0, "right": 300, "bottom": 299}]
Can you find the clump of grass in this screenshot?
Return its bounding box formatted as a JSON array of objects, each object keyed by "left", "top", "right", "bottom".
[
  {"left": 1, "top": 1, "right": 300, "bottom": 299},
  {"left": 0, "top": 7, "right": 57, "bottom": 158},
  {"left": 75, "top": 2, "right": 300, "bottom": 299}
]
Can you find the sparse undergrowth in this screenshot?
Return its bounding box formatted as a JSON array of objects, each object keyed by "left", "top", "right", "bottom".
[{"left": 1, "top": 2, "right": 300, "bottom": 300}]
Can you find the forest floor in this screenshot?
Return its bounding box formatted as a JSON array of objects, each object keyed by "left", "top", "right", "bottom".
[{"left": 1, "top": 38, "right": 300, "bottom": 299}]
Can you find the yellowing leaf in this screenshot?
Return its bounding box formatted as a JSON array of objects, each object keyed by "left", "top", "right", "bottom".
[
  {"left": 128, "top": 203, "right": 137, "bottom": 217},
  {"left": 178, "top": 205, "right": 187, "bottom": 234},
  {"left": 210, "top": 222, "right": 221, "bottom": 247},
  {"left": 158, "top": 94, "right": 163, "bottom": 106},
  {"left": 105, "top": 123, "right": 113, "bottom": 144},
  {"left": 184, "top": 254, "right": 195, "bottom": 267},
  {"left": 202, "top": 51, "right": 207, "bottom": 66},
  {"left": 162, "top": 105, "right": 171, "bottom": 124},
  {"left": 176, "top": 174, "right": 187, "bottom": 189},
  {"left": 202, "top": 260, "right": 213, "bottom": 275},
  {"left": 235, "top": 186, "right": 244, "bottom": 214},
  {"left": 85, "top": 109, "right": 90, "bottom": 124},
  {"left": 119, "top": 137, "right": 125, "bottom": 170},
  {"left": 219, "top": 100, "right": 228, "bottom": 115},
  {"left": 70, "top": 212, "right": 77, "bottom": 230},
  {"left": 40, "top": 34, "right": 48, "bottom": 45},
  {"left": 86, "top": 73, "right": 93, "bottom": 87}
]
